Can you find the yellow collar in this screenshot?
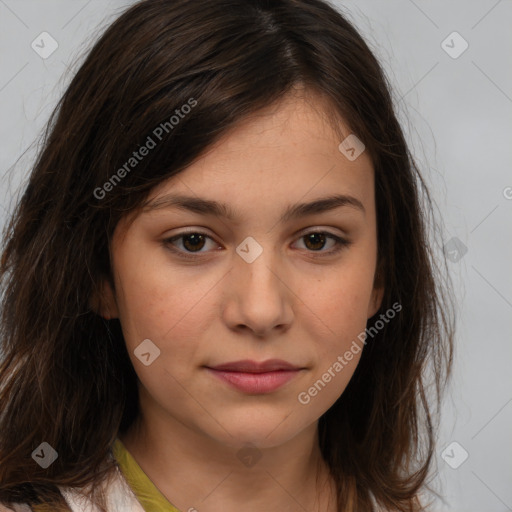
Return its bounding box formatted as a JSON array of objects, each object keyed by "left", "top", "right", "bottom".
[{"left": 112, "top": 437, "right": 180, "bottom": 512}]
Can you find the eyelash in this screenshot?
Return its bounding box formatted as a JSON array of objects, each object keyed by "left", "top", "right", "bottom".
[{"left": 162, "top": 230, "right": 351, "bottom": 261}]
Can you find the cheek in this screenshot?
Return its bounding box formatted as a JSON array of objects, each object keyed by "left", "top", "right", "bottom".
[
  {"left": 298, "top": 263, "right": 374, "bottom": 334},
  {"left": 294, "top": 260, "right": 374, "bottom": 406},
  {"left": 295, "top": 342, "right": 363, "bottom": 419},
  {"left": 113, "top": 256, "right": 221, "bottom": 369}
]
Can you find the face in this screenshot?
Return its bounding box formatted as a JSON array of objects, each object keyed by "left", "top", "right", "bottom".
[{"left": 97, "top": 91, "right": 383, "bottom": 450}]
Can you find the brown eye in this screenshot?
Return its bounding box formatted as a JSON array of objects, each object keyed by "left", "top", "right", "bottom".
[
  {"left": 294, "top": 231, "right": 351, "bottom": 255},
  {"left": 163, "top": 231, "right": 219, "bottom": 259},
  {"left": 303, "top": 232, "right": 328, "bottom": 251},
  {"left": 181, "top": 233, "right": 207, "bottom": 252},
  {"left": 163, "top": 230, "right": 351, "bottom": 261}
]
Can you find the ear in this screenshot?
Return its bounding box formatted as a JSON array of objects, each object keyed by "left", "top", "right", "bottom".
[
  {"left": 89, "top": 276, "right": 119, "bottom": 320},
  {"left": 367, "top": 259, "right": 385, "bottom": 319},
  {"left": 368, "top": 285, "right": 384, "bottom": 319}
]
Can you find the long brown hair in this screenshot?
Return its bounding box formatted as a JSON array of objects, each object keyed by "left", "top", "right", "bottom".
[{"left": 0, "top": 0, "right": 455, "bottom": 510}]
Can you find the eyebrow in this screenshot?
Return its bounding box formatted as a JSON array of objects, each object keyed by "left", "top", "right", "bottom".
[{"left": 142, "top": 193, "right": 365, "bottom": 222}]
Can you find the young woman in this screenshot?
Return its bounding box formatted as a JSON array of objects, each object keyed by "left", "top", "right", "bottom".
[{"left": 0, "top": 0, "right": 455, "bottom": 510}]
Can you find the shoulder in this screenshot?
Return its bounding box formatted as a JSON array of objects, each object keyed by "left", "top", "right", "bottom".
[
  {"left": 0, "top": 503, "right": 33, "bottom": 512},
  {"left": 0, "top": 468, "right": 135, "bottom": 512},
  {"left": 0, "top": 502, "right": 71, "bottom": 512},
  {"left": 58, "top": 465, "right": 144, "bottom": 512}
]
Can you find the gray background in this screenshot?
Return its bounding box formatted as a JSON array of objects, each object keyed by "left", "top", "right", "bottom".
[{"left": 1, "top": 1, "right": 511, "bottom": 510}]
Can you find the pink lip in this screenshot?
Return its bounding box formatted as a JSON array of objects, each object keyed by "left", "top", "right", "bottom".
[
  {"left": 206, "top": 368, "right": 301, "bottom": 393},
  {"left": 205, "top": 359, "right": 303, "bottom": 394},
  {"left": 208, "top": 359, "right": 300, "bottom": 372}
]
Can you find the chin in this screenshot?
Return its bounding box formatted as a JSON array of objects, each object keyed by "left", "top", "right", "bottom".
[{"left": 208, "top": 412, "right": 312, "bottom": 451}]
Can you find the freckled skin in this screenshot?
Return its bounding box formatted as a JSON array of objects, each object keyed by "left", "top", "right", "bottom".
[{"left": 94, "top": 91, "right": 384, "bottom": 512}]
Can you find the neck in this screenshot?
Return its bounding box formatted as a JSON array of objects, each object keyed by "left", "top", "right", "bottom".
[{"left": 119, "top": 406, "right": 337, "bottom": 512}]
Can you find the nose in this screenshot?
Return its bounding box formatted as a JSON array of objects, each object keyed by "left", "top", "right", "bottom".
[{"left": 222, "top": 247, "right": 293, "bottom": 338}]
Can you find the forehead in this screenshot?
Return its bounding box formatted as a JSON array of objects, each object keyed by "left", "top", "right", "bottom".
[
  {"left": 198, "top": 90, "right": 356, "bottom": 161},
  {"left": 119, "top": 91, "right": 375, "bottom": 234},
  {"left": 151, "top": 92, "right": 372, "bottom": 200}
]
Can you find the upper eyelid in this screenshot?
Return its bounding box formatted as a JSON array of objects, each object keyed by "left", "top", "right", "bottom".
[{"left": 166, "top": 227, "right": 346, "bottom": 242}]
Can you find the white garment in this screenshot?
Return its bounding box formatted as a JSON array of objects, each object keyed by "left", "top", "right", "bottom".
[
  {"left": 0, "top": 466, "right": 145, "bottom": 512},
  {"left": 0, "top": 504, "right": 32, "bottom": 512},
  {"left": 60, "top": 465, "right": 145, "bottom": 512}
]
